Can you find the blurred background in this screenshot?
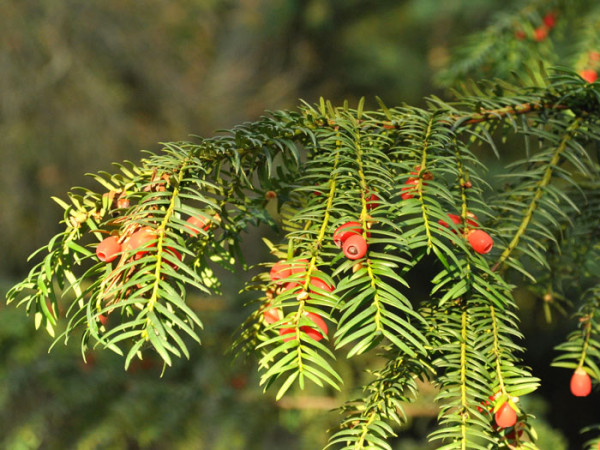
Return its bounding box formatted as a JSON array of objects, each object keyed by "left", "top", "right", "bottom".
[{"left": 0, "top": 0, "right": 596, "bottom": 448}]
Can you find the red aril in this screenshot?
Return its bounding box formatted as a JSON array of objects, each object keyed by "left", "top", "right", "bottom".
[
  {"left": 570, "top": 367, "right": 592, "bottom": 397},
  {"left": 439, "top": 213, "right": 461, "bottom": 229},
  {"left": 185, "top": 214, "right": 211, "bottom": 236},
  {"left": 333, "top": 221, "right": 362, "bottom": 248},
  {"left": 467, "top": 229, "right": 493, "bottom": 254},
  {"left": 164, "top": 247, "right": 182, "bottom": 269},
  {"left": 494, "top": 402, "right": 517, "bottom": 428},
  {"left": 278, "top": 312, "right": 328, "bottom": 342},
  {"left": 543, "top": 12, "right": 556, "bottom": 28},
  {"left": 534, "top": 26, "right": 548, "bottom": 41},
  {"left": 270, "top": 260, "right": 292, "bottom": 283},
  {"left": 263, "top": 304, "right": 282, "bottom": 324},
  {"left": 365, "top": 190, "right": 381, "bottom": 210},
  {"left": 342, "top": 234, "right": 368, "bottom": 260},
  {"left": 125, "top": 227, "right": 157, "bottom": 258},
  {"left": 400, "top": 178, "right": 419, "bottom": 200},
  {"left": 581, "top": 69, "right": 598, "bottom": 84},
  {"left": 309, "top": 275, "right": 335, "bottom": 293},
  {"left": 96, "top": 236, "right": 122, "bottom": 263}
]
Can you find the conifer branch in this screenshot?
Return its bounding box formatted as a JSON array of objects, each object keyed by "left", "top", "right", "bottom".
[{"left": 491, "top": 117, "right": 584, "bottom": 272}]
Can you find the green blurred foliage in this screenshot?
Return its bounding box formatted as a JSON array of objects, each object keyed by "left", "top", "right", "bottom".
[{"left": 1, "top": 0, "right": 504, "bottom": 276}]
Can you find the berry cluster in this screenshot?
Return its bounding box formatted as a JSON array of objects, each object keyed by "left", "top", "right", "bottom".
[
  {"left": 95, "top": 214, "right": 211, "bottom": 264},
  {"left": 333, "top": 221, "right": 369, "bottom": 260},
  {"left": 515, "top": 11, "right": 556, "bottom": 42},
  {"left": 399, "top": 165, "right": 433, "bottom": 200},
  {"left": 400, "top": 166, "right": 493, "bottom": 255},
  {"left": 264, "top": 259, "right": 333, "bottom": 342},
  {"left": 438, "top": 212, "right": 494, "bottom": 254},
  {"left": 94, "top": 212, "right": 215, "bottom": 324}
]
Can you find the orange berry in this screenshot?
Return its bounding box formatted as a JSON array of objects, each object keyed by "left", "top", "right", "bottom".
[
  {"left": 263, "top": 304, "right": 282, "bottom": 324},
  {"left": 467, "top": 229, "right": 493, "bottom": 254},
  {"left": 570, "top": 367, "right": 592, "bottom": 397},
  {"left": 534, "top": 26, "right": 548, "bottom": 42},
  {"left": 580, "top": 69, "right": 598, "bottom": 84},
  {"left": 117, "top": 197, "right": 130, "bottom": 209},
  {"left": 494, "top": 402, "right": 517, "bottom": 428}
]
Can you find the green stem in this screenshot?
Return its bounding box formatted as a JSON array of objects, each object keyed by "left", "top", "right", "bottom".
[
  {"left": 577, "top": 309, "right": 595, "bottom": 369},
  {"left": 143, "top": 158, "right": 190, "bottom": 338},
  {"left": 418, "top": 115, "right": 435, "bottom": 250},
  {"left": 460, "top": 308, "right": 469, "bottom": 450},
  {"left": 490, "top": 305, "right": 507, "bottom": 395},
  {"left": 354, "top": 123, "right": 384, "bottom": 333}
]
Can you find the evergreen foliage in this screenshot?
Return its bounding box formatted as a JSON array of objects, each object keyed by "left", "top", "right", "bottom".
[{"left": 5, "top": 0, "right": 600, "bottom": 448}]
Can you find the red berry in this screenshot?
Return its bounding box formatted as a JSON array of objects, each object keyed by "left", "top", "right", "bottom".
[
  {"left": 309, "top": 275, "right": 335, "bottom": 294},
  {"left": 290, "top": 259, "right": 309, "bottom": 275},
  {"left": 301, "top": 312, "right": 328, "bottom": 341},
  {"left": 514, "top": 29, "right": 526, "bottom": 40},
  {"left": 466, "top": 212, "right": 479, "bottom": 228},
  {"left": 570, "top": 367, "right": 592, "bottom": 397},
  {"left": 280, "top": 312, "right": 328, "bottom": 342},
  {"left": 467, "top": 229, "right": 493, "bottom": 254},
  {"left": 279, "top": 327, "right": 296, "bottom": 342},
  {"left": 366, "top": 190, "right": 381, "bottom": 210},
  {"left": 263, "top": 304, "right": 282, "bottom": 324},
  {"left": 439, "top": 213, "right": 461, "bottom": 229},
  {"left": 581, "top": 69, "right": 598, "bottom": 84},
  {"left": 333, "top": 221, "right": 363, "bottom": 248},
  {"left": 125, "top": 226, "right": 157, "bottom": 258},
  {"left": 400, "top": 178, "right": 419, "bottom": 200},
  {"left": 270, "top": 260, "right": 292, "bottom": 283},
  {"left": 164, "top": 247, "right": 182, "bottom": 269},
  {"left": 96, "top": 236, "right": 122, "bottom": 263},
  {"left": 505, "top": 422, "right": 525, "bottom": 441},
  {"left": 98, "top": 313, "right": 108, "bottom": 326},
  {"left": 279, "top": 259, "right": 309, "bottom": 291},
  {"left": 185, "top": 214, "right": 211, "bottom": 236},
  {"left": 534, "top": 26, "right": 548, "bottom": 42},
  {"left": 495, "top": 402, "right": 518, "bottom": 428},
  {"left": 342, "top": 234, "right": 368, "bottom": 260},
  {"left": 543, "top": 12, "right": 556, "bottom": 29}
]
